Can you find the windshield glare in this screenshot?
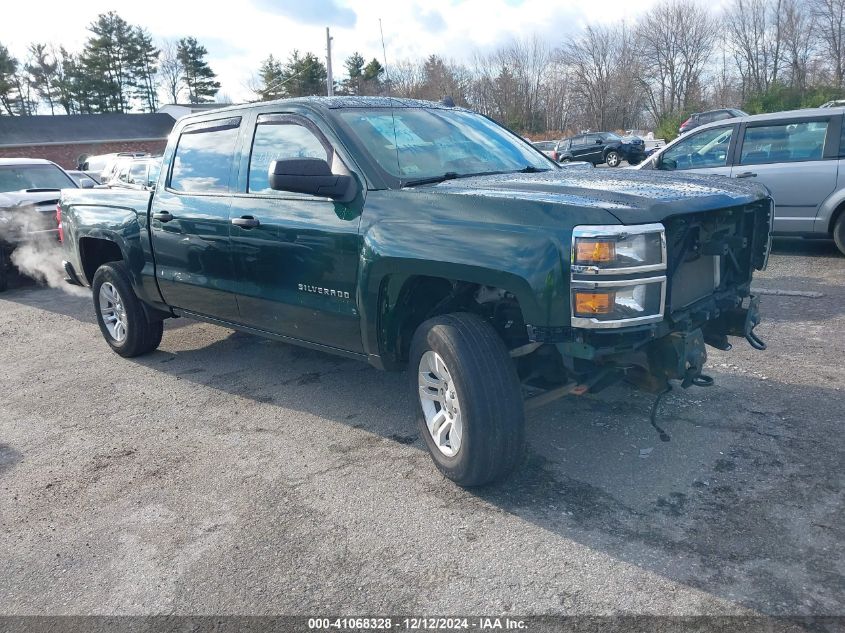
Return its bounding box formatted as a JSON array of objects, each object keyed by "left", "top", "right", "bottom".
[
  {"left": 0, "top": 164, "right": 75, "bottom": 192},
  {"left": 339, "top": 108, "right": 553, "bottom": 181}
]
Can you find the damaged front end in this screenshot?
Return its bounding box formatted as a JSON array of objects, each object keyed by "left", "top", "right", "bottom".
[{"left": 521, "top": 197, "right": 773, "bottom": 406}]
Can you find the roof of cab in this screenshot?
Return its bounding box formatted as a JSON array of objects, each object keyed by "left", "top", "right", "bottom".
[{"left": 176, "top": 96, "right": 464, "bottom": 125}]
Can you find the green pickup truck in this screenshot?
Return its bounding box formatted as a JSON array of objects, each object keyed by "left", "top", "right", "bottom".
[{"left": 60, "top": 97, "right": 773, "bottom": 486}]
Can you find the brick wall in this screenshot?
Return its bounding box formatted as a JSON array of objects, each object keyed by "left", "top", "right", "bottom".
[{"left": 0, "top": 140, "right": 168, "bottom": 169}]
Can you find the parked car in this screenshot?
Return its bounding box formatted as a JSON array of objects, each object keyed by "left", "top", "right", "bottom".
[
  {"left": 66, "top": 170, "right": 100, "bottom": 187},
  {"left": 557, "top": 132, "right": 646, "bottom": 166},
  {"left": 105, "top": 157, "right": 161, "bottom": 190},
  {"left": 819, "top": 100, "right": 845, "bottom": 108},
  {"left": 531, "top": 140, "right": 560, "bottom": 161},
  {"left": 636, "top": 106, "right": 845, "bottom": 254},
  {"left": 0, "top": 158, "right": 80, "bottom": 291},
  {"left": 59, "top": 97, "right": 771, "bottom": 486},
  {"left": 679, "top": 109, "right": 748, "bottom": 135},
  {"left": 80, "top": 152, "right": 150, "bottom": 183}
]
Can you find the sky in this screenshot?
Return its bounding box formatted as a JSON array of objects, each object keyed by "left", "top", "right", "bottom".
[{"left": 3, "top": 0, "right": 665, "bottom": 104}]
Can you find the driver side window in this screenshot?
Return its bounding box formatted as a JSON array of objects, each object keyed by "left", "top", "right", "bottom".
[{"left": 661, "top": 126, "right": 734, "bottom": 171}]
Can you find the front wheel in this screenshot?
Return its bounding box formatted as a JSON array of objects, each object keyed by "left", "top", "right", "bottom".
[
  {"left": 560, "top": 157, "right": 571, "bottom": 163},
  {"left": 410, "top": 312, "right": 525, "bottom": 487},
  {"left": 834, "top": 213, "right": 845, "bottom": 256},
  {"left": 605, "top": 150, "right": 622, "bottom": 167},
  {"left": 92, "top": 262, "right": 163, "bottom": 358}
]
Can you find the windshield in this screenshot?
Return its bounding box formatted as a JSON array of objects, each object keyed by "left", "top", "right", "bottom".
[
  {"left": 602, "top": 132, "right": 622, "bottom": 141},
  {"left": 338, "top": 108, "right": 553, "bottom": 182},
  {"left": 0, "top": 164, "right": 76, "bottom": 192}
]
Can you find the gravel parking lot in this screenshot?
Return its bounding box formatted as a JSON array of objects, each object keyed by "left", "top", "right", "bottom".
[{"left": 0, "top": 239, "right": 843, "bottom": 617}]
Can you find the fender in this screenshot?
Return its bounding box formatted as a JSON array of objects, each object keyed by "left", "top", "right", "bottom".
[
  {"left": 815, "top": 186, "right": 845, "bottom": 235},
  {"left": 357, "top": 220, "right": 570, "bottom": 364},
  {"left": 65, "top": 198, "right": 164, "bottom": 307}
]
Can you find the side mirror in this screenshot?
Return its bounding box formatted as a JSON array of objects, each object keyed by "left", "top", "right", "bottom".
[
  {"left": 268, "top": 158, "right": 356, "bottom": 202},
  {"left": 595, "top": 139, "right": 603, "bottom": 144},
  {"left": 659, "top": 157, "right": 677, "bottom": 171},
  {"left": 79, "top": 178, "right": 96, "bottom": 189}
]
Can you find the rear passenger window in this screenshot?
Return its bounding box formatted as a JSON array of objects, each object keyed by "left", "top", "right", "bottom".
[
  {"left": 170, "top": 117, "right": 241, "bottom": 193},
  {"left": 248, "top": 115, "right": 329, "bottom": 193},
  {"left": 740, "top": 121, "right": 828, "bottom": 165}
]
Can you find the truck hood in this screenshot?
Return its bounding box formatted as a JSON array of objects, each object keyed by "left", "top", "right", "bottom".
[{"left": 419, "top": 169, "right": 768, "bottom": 224}]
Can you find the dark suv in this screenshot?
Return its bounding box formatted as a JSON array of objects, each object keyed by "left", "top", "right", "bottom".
[
  {"left": 557, "top": 132, "right": 645, "bottom": 167},
  {"left": 679, "top": 109, "right": 747, "bottom": 135}
]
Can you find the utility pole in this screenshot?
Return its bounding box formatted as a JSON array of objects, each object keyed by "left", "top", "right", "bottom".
[{"left": 326, "top": 27, "right": 334, "bottom": 97}]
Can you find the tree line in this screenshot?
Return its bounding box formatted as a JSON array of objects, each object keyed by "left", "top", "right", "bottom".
[
  {"left": 249, "top": 0, "right": 845, "bottom": 139},
  {"left": 0, "top": 11, "right": 220, "bottom": 115},
  {"left": 6, "top": 0, "right": 845, "bottom": 140}
]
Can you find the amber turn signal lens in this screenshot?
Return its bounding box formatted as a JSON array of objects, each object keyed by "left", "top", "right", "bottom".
[
  {"left": 574, "top": 291, "right": 614, "bottom": 316},
  {"left": 575, "top": 239, "right": 616, "bottom": 264}
]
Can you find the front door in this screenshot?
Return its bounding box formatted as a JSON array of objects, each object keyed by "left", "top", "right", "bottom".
[
  {"left": 228, "top": 113, "right": 364, "bottom": 353},
  {"left": 657, "top": 124, "right": 737, "bottom": 177},
  {"left": 734, "top": 118, "right": 838, "bottom": 234},
  {"left": 150, "top": 116, "right": 242, "bottom": 321}
]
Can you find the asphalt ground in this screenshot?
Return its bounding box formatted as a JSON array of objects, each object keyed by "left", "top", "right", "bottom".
[{"left": 0, "top": 238, "right": 842, "bottom": 620}]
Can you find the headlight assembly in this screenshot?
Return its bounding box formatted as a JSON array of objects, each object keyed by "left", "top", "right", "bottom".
[{"left": 570, "top": 223, "right": 667, "bottom": 328}]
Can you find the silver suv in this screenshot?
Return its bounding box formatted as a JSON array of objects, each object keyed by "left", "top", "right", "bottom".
[{"left": 636, "top": 107, "right": 845, "bottom": 254}]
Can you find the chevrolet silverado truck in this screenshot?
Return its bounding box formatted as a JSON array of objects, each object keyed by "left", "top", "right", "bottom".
[{"left": 59, "top": 97, "right": 773, "bottom": 486}]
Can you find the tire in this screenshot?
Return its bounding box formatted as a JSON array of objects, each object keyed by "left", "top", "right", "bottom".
[
  {"left": 92, "top": 262, "right": 163, "bottom": 358},
  {"left": 409, "top": 312, "right": 525, "bottom": 487},
  {"left": 605, "top": 150, "right": 622, "bottom": 167},
  {"left": 834, "top": 213, "right": 845, "bottom": 256},
  {"left": 560, "top": 157, "right": 571, "bottom": 163}
]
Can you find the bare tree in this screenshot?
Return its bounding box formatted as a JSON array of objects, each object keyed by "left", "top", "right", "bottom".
[
  {"left": 637, "top": 0, "right": 716, "bottom": 121},
  {"left": 725, "top": 0, "right": 786, "bottom": 96},
  {"left": 812, "top": 0, "right": 845, "bottom": 87},
  {"left": 782, "top": 0, "right": 816, "bottom": 92},
  {"left": 562, "top": 23, "right": 621, "bottom": 130},
  {"left": 159, "top": 39, "right": 182, "bottom": 104}
]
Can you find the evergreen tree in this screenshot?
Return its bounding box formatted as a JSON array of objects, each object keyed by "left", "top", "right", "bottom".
[
  {"left": 361, "top": 58, "right": 384, "bottom": 95},
  {"left": 79, "top": 12, "right": 138, "bottom": 112},
  {"left": 131, "top": 29, "right": 159, "bottom": 112},
  {"left": 177, "top": 37, "right": 220, "bottom": 103},
  {"left": 280, "top": 50, "right": 326, "bottom": 97},
  {"left": 26, "top": 43, "right": 59, "bottom": 114},
  {"left": 0, "top": 43, "right": 19, "bottom": 115},
  {"left": 254, "top": 54, "right": 285, "bottom": 101},
  {"left": 341, "top": 52, "right": 365, "bottom": 95}
]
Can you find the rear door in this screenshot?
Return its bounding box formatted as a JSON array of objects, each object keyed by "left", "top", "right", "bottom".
[
  {"left": 582, "top": 133, "right": 605, "bottom": 163},
  {"left": 228, "top": 112, "right": 364, "bottom": 352},
  {"left": 657, "top": 124, "right": 738, "bottom": 177},
  {"left": 733, "top": 116, "right": 839, "bottom": 234},
  {"left": 150, "top": 116, "right": 243, "bottom": 321}
]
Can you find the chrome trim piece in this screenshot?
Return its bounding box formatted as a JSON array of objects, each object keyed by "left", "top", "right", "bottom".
[{"left": 570, "top": 276, "right": 666, "bottom": 329}]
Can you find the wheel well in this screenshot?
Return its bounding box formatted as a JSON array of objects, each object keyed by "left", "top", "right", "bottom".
[
  {"left": 79, "top": 238, "right": 123, "bottom": 284},
  {"left": 829, "top": 201, "right": 845, "bottom": 235},
  {"left": 388, "top": 275, "right": 528, "bottom": 365}
]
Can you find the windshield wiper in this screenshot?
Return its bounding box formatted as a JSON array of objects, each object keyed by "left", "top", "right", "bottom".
[
  {"left": 516, "top": 166, "right": 550, "bottom": 173},
  {"left": 401, "top": 172, "right": 461, "bottom": 187}
]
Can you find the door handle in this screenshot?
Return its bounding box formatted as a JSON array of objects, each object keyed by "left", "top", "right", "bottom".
[
  {"left": 231, "top": 216, "right": 260, "bottom": 228},
  {"left": 152, "top": 211, "right": 174, "bottom": 222},
  {"left": 735, "top": 171, "right": 757, "bottom": 179}
]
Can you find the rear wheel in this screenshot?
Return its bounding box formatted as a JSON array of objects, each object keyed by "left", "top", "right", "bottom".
[
  {"left": 92, "top": 262, "right": 163, "bottom": 357},
  {"left": 605, "top": 150, "right": 622, "bottom": 167},
  {"left": 410, "top": 312, "right": 525, "bottom": 487},
  {"left": 560, "top": 157, "right": 571, "bottom": 163},
  {"left": 834, "top": 213, "right": 845, "bottom": 256}
]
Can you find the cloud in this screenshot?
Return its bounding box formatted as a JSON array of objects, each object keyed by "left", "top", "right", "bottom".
[
  {"left": 412, "top": 5, "right": 447, "bottom": 33},
  {"left": 252, "top": 0, "right": 357, "bottom": 27}
]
